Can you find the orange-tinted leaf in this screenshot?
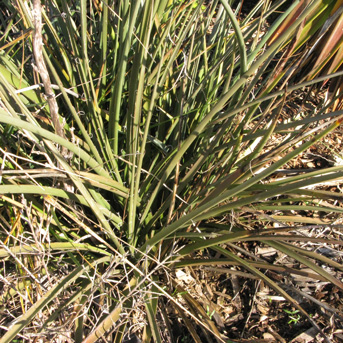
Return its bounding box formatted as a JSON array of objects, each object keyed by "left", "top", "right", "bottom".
[
  {"left": 293, "top": 0, "right": 337, "bottom": 52},
  {"left": 309, "top": 12, "right": 343, "bottom": 78},
  {"left": 327, "top": 43, "right": 343, "bottom": 74},
  {"left": 268, "top": 0, "right": 309, "bottom": 46},
  {"left": 331, "top": 0, "right": 343, "bottom": 14}
]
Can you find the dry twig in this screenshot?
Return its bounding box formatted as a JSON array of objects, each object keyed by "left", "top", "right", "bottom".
[{"left": 32, "top": 0, "right": 67, "bottom": 149}]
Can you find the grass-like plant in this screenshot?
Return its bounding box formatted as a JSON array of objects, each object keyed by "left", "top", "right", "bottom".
[{"left": 0, "top": 0, "right": 343, "bottom": 342}]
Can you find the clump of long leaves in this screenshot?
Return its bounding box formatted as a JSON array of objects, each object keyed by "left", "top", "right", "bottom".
[{"left": 0, "top": 0, "right": 343, "bottom": 342}]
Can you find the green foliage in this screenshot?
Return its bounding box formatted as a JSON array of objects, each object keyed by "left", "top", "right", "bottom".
[
  {"left": 284, "top": 309, "right": 302, "bottom": 325},
  {"left": 0, "top": 0, "right": 342, "bottom": 342}
]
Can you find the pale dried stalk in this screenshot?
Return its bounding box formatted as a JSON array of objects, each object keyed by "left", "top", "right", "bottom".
[{"left": 32, "top": 0, "right": 65, "bottom": 141}]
